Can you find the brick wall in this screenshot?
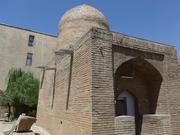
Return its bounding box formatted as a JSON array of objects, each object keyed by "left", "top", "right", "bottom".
[
  {"left": 36, "top": 33, "right": 93, "bottom": 135},
  {"left": 115, "top": 116, "right": 135, "bottom": 135},
  {"left": 141, "top": 114, "right": 171, "bottom": 135},
  {"left": 91, "top": 31, "right": 116, "bottom": 135},
  {"left": 91, "top": 28, "right": 175, "bottom": 135},
  {"left": 36, "top": 28, "right": 180, "bottom": 135},
  {"left": 165, "top": 55, "right": 180, "bottom": 135}
]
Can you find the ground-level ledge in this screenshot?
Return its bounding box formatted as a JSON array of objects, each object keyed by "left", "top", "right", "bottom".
[
  {"left": 141, "top": 114, "right": 171, "bottom": 135},
  {"left": 115, "top": 116, "right": 136, "bottom": 135}
]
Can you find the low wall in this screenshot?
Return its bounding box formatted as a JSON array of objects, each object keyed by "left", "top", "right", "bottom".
[
  {"left": 141, "top": 114, "right": 171, "bottom": 135},
  {"left": 115, "top": 116, "right": 136, "bottom": 135}
]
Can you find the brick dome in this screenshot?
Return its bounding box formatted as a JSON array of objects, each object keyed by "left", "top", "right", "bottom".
[{"left": 57, "top": 4, "right": 109, "bottom": 49}]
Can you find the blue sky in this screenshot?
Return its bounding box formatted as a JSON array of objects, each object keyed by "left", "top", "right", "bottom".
[{"left": 0, "top": 0, "right": 180, "bottom": 57}]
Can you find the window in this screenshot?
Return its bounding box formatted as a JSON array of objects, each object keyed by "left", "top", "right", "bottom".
[
  {"left": 28, "top": 35, "right": 35, "bottom": 46},
  {"left": 26, "top": 53, "right": 33, "bottom": 65}
]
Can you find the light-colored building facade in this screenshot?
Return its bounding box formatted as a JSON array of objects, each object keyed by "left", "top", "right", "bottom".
[{"left": 0, "top": 24, "right": 57, "bottom": 90}]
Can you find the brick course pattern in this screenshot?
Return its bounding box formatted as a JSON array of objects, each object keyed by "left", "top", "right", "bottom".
[{"left": 115, "top": 116, "right": 135, "bottom": 135}]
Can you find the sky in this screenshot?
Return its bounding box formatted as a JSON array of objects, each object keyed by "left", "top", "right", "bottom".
[{"left": 0, "top": 0, "right": 180, "bottom": 58}]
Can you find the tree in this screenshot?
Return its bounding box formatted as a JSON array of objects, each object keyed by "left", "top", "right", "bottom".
[
  {"left": 0, "top": 89, "right": 13, "bottom": 120},
  {"left": 0, "top": 68, "right": 39, "bottom": 118}
]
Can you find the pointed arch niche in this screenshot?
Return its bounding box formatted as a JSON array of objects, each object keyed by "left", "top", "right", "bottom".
[{"left": 114, "top": 57, "right": 163, "bottom": 134}]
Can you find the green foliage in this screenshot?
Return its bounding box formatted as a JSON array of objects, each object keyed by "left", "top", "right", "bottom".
[
  {"left": 0, "top": 89, "right": 13, "bottom": 106},
  {"left": 3, "top": 68, "right": 39, "bottom": 108}
]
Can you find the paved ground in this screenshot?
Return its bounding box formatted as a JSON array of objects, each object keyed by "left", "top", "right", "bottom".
[
  {"left": 0, "top": 120, "right": 51, "bottom": 135},
  {"left": 0, "top": 121, "right": 14, "bottom": 135}
]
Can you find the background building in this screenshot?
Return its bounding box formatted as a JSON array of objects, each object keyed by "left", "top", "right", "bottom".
[{"left": 0, "top": 24, "right": 57, "bottom": 90}]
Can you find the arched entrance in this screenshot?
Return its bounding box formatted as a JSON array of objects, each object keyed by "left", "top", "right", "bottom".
[{"left": 114, "top": 58, "right": 162, "bottom": 135}]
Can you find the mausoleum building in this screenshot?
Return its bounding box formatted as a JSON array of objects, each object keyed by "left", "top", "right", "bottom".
[{"left": 36, "top": 4, "right": 180, "bottom": 135}]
